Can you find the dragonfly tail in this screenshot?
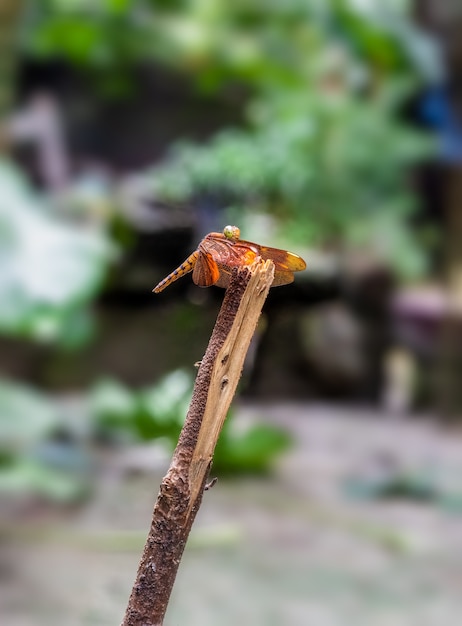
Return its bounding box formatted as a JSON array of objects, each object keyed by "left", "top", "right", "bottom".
[{"left": 153, "top": 251, "right": 198, "bottom": 293}]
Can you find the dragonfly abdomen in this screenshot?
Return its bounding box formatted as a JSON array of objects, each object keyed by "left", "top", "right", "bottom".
[{"left": 152, "top": 251, "right": 199, "bottom": 293}]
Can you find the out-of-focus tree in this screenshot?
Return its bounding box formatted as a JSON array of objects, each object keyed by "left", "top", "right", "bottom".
[
  {"left": 142, "top": 0, "right": 436, "bottom": 277},
  {"left": 23, "top": 0, "right": 438, "bottom": 277}
]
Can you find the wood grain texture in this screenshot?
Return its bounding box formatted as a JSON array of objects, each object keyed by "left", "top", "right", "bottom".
[{"left": 121, "top": 258, "right": 274, "bottom": 626}]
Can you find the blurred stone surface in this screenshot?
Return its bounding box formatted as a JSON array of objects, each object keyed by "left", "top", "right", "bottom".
[{"left": 2, "top": 403, "right": 462, "bottom": 626}]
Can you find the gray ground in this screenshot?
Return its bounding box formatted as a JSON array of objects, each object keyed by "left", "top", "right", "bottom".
[{"left": 3, "top": 403, "right": 462, "bottom": 625}]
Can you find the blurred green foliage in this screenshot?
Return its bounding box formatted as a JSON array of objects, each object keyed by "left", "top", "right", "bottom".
[
  {"left": 0, "top": 160, "right": 114, "bottom": 346},
  {"left": 141, "top": 0, "right": 435, "bottom": 276},
  {"left": 0, "top": 160, "right": 114, "bottom": 500},
  {"left": 0, "top": 372, "right": 291, "bottom": 502},
  {"left": 0, "top": 380, "right": 92, "bottom": 502},
  {"left": 23, "top": 0, "right": 437, "bottom": 275},
  {"left": 90, "top": 371, "right": 291, "bottom": 475},
  {"left": 23, "top": 1, "right": 438, "bottom": 83},
  {"left": 0, "top": 1, "right": 439, "bottom": 501}
]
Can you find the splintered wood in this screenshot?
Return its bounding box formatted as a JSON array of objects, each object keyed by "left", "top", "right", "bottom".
[{"left": 122, "top": 258, "right": 274, "bottom": 626}]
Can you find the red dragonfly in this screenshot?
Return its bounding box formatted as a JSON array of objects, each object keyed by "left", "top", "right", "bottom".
[{"left": 153, "top": 225, "right": 306, "bottom": 293}]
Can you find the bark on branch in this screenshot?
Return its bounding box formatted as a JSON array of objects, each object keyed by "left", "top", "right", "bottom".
[{"left": 121, "top": 258, "right": 275, "bottom": 626}]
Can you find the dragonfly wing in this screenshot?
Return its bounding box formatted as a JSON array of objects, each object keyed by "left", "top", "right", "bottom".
[
  {"left": 214, "top": 262, "right": 294, "bottom": 288},
  {"left": 214, "top": 264, "right": 289, "bottom": 288},
  {"left": 214, "top": 266, "right": 232, "bottom": 288},
  {"left": 193, "top": 251, "right": 221, "bottom": 287},
  {"left": 203, "top": 235, "right": 259, "bottom": 268},
  {"left": 254, "top": 245, "right": 307, "bottom": 272},
  {"left": 271, "top": 269, "right": 295, "bottom": 287},
  {"left": 154, "top": 231, "right": 306, "bottom": 293}
]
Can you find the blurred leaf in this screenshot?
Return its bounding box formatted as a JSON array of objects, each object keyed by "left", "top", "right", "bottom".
[
  {"left": 0, "top": 160, "right": 113, "bottom": 345},
  {"left": 88, "top": 378, "right": 138, "bottom": 440},
  {"left": 88, "top": 369, "right": 293, "bottom": 474},
  {"left": 0, "top": 380, "right": 60, "bottom": 450},
  {"left": 0, "top": 459, "right": 89, "bottom": 502},
  {"left": 136, "top": 369, "right": 192, "bottom": 440},
  {"left": 214, "top": 421, "right": 292, "bottom": 475},
  {"left": 0, "top": 369, "right": 294, "bottom": 507},
  {"left": 89, "top": 378, "right": 137, "bottom": 422},
  {"left": 0, "top": 380, "right": 91, "bottom": 503}
]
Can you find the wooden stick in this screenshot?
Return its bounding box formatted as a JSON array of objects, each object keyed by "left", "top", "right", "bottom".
[{"left": 121, "top": 258, "right": 275, "bottom": 626}]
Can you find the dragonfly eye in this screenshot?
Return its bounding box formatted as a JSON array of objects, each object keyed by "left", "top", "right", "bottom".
[{"left": 223, "top": 225, "right": 240, "bottom": 240}]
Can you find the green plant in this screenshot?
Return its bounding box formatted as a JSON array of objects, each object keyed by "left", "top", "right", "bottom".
[
  {"left": 0, "top": 371, "right": 293, "bottom": 503},
  {"left": 140, "top": 1, "right": 435, "bottom": 276},
  {"left": 0, "top": 160, "right": 114, "bottom": 346},
  {"left": 0, "top": 380, "right": 91, "bottom": 502},
  {"left": 22, "top": 1, "right": 437, "bottom": 275},
  {"left": 90, "top": 370, "right": 292, "bottom": 474},
  {"left": 0, "top": 161, "right": 115, "bottom": 500}
]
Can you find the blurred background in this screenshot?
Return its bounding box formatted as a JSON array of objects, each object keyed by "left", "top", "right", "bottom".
[{"left": 2, "top": 1, "right": 462, "bottom": 624}]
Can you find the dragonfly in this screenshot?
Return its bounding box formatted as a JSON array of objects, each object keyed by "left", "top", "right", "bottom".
[{"left": 153, "top": 225, "right": 306, "bottom": 293}]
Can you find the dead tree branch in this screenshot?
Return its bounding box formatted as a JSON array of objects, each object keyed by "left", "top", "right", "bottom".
[{"left": 121, "top": 258, "right": 275, "bottom": 626}]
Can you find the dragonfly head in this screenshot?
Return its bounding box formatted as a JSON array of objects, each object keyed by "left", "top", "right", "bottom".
[{"left": 223, "top": 225, "right": 240, "bottom": 241}]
